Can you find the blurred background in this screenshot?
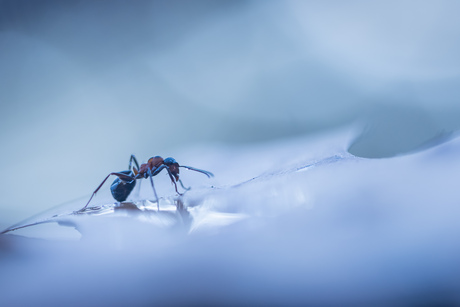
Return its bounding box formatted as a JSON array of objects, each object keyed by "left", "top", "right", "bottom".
[{"left": 1, "top": 0, "right": 460, "bottom": 228}]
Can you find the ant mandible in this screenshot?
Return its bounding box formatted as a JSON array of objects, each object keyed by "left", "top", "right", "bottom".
[{"left": 80, "top": 155, "right": 213, "bottom": 211}]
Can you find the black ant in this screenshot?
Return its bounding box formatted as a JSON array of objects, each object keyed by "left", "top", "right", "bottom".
[{"left": 80, "top": 155, "right": 213, "bottom": 211}]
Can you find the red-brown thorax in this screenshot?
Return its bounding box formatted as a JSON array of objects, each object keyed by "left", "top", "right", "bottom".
[
  {"left": 148, "top": 156, "right": 164, "bottom": 169},
  {"left": 136, "top": 156, "right": 164, "bottom": 176}
]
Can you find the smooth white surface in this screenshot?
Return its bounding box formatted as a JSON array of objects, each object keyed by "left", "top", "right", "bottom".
[{"left": 1, "top": 128, "right": 459, "bottom": 306}]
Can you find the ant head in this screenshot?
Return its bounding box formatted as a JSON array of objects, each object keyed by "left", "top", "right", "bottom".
[
  {"left": 164, "top": 157, "right": 180, "bottom": 180},
  {"left": 163, "top": 157, "right": 178, "bottom": 166}
]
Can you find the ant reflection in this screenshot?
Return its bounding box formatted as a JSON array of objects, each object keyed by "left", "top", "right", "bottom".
[{"left": 112, "top": 196, "right": 193, "bottom": 231}]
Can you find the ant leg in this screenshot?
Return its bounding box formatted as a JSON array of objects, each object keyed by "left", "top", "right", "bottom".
[
  {"left": 81, "top": 172, "right": 135, "bottom": 211},
  {"left": 151, "top": 164, "right": 168, "bottom": 176},
  {"left": 149, "top": 165, "right": 182, "bottom": 196},
  {"left": 165, "top": 168, "right": 182, "bottom": 195},
  {"left": 179, "top": 165, "right": 214, "bottom": 178},
  {"left": 128, "top": 154, "right": 140, "bottom": 171},
  {"left": 150, "top": 165, "right": 183, "bottom": 196},
  {"left": 147, "top": 168, "right": 160, "bottom": 210},
  {"left": 178, "top": 179, "right": 190, "bottom": 191}
]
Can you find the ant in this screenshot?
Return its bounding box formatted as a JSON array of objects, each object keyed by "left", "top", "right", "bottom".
[{"left": 80, "top": 155, "right": 213, "bottom": 211}]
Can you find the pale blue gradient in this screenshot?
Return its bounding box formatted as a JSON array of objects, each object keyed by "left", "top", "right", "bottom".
[{"left": 1, "top": 1, "right": 460, "bottom": 305}]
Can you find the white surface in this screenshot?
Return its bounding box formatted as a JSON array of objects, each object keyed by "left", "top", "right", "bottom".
[{"left": 1, "top": 128, "right": 459, "bottom": 306}]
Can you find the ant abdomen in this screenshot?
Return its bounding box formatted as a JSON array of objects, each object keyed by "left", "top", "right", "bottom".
[{"left": 110, "top": 170, "right": 136, "bottom": 202}]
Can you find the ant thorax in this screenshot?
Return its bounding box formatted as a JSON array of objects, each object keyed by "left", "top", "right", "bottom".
[
  {"left": 137, "top": 156, "right": 164, "bottom": 175},
  {"left": 147, "top": 156, "right": 164, "bottom": 168}
]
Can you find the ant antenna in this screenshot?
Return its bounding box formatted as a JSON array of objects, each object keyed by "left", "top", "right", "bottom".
[{"left": 179, "top": 165, "right": 214, "bottom": 178}]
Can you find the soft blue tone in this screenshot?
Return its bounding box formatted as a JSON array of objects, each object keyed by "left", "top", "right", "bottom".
[{"left": 1, "top": 1, "right": 460, "bottom": 305}]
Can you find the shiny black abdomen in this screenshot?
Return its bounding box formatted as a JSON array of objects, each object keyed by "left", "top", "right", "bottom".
[{"left": 110, "top": 170, "right": 136, "bottom": 202}]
